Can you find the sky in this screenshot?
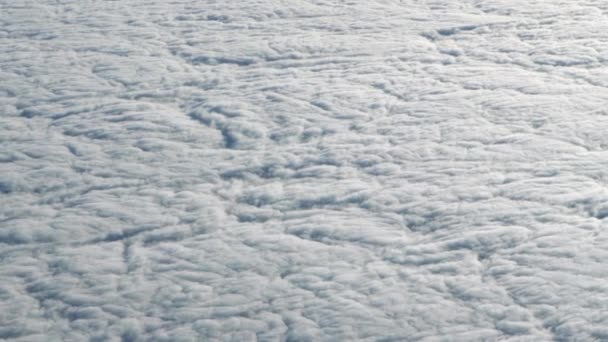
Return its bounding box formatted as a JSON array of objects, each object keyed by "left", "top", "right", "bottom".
[{"left": 2, "top": 0, "right": 608, "bottom": 341}]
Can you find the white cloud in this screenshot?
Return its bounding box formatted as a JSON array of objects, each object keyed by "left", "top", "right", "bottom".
[{"left": 1, "top": 0, "right": 608, "bottom": 340}]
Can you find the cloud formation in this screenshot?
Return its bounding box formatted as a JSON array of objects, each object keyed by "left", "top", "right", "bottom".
[{"left": 2, "top": 0, "right": 608, "bottom": 340}]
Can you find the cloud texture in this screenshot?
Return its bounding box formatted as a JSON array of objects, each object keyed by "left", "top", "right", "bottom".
[{"left": 2, "top": 0, "right": 608, "bottom": 340}]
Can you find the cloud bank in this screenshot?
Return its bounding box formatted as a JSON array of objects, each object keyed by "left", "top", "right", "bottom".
[{"left": 2, "top": 0, "right": 608, "bottom": 340}]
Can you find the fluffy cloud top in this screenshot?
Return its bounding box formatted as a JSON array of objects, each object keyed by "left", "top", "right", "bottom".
[{"left": 2, "top": 0, "right": 608, "bottom": 341}]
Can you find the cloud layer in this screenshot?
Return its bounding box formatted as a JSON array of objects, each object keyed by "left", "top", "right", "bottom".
[{"left": 2, "top": 0, "right": 608, "bottom": 340}]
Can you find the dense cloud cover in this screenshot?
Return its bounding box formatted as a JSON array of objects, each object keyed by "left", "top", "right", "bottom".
[{"left": 2, "top": 0, "right": 608, "bottom": 340}]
